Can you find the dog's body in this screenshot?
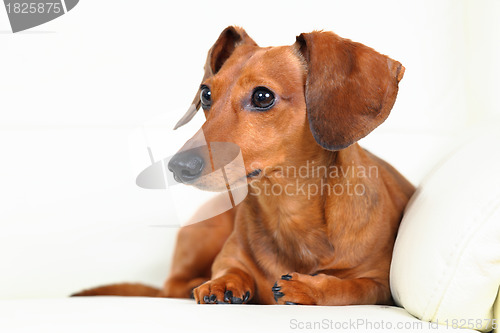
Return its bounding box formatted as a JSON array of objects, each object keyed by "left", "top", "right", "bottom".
[{"left": 73, "top": 27, "right": 415, "bottom": 305}]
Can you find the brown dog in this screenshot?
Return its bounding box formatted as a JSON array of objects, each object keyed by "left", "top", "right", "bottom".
[{"left": 73, "top": 26, "right": 415, "bottom": 305}]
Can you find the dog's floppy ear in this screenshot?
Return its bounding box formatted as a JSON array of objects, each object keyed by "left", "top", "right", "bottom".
[
  {"left": 174, "top": 26, "right": 257, "bottom": 129},
  {"left": 295, "top": 31, "right": 404, "bottom": 150}
]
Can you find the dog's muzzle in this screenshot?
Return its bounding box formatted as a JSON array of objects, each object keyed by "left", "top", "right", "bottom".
[{"left": 168, "top": 151, "right": 205, "bottom": 183}]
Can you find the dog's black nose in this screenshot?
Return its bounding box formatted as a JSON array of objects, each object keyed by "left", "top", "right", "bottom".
[{"left": 168, "top": 151, "right": 205, "bottom": 183}]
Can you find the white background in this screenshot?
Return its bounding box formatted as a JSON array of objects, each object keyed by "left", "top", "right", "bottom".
[{"left": 0, "top": 0, "right": 499, "bottom": 299}]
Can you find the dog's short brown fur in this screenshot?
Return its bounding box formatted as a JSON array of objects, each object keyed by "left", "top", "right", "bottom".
[{"left": 73, "top": 27, "right": 415, "bottom": 305}]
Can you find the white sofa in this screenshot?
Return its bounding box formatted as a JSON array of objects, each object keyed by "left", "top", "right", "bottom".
[
  {"left": 0, "top": 298, "right": 481, "bottom": 333},
  {"left": 1, "top": 0, "right": 499, "bottom": 332}
]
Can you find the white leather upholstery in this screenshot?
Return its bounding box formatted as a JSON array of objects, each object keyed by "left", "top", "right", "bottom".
[
  {"left": 391, "top": 131, "right": 500, "bottom": 332},
  {"left": 0, "top": 298, "right": 478, "bottom": 333},
  {"left": 495, "top": 288, "right": 500, "bottom": 333}
]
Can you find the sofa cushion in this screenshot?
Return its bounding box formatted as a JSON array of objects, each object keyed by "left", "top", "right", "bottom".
[
  {"left": 0, "top": 297, "right": 479, "bottom": 333},
  {"left": 390, "top": 130, "right": 500, "bottom": 332},
  {"left": 494, "top": 287, "right": 500, "bottom": 333}
]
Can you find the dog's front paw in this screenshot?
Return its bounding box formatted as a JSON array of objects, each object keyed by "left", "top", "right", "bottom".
[
  {"left": 272, "top": 273, "right": 320, "bottom": 305},
  {"left": 193, "top": 274, "right": 252, "bottom": 304}
]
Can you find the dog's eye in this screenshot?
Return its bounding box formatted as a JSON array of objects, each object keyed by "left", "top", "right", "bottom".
[
  {"left": 252, "top": 87, "right": 275, "bottom": 110},
  {"left": 200, "top": 86, "right": 211, "bottom": 110}
]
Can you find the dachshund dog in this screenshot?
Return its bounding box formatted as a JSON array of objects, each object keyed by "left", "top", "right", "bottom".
[{"left": 73, "top": 26, "right": 415, "bottom": 305}]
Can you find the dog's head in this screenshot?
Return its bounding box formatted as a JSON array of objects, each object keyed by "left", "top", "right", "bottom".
[{"left": 168, "top": 26, "right": 404, "bottom": 189}]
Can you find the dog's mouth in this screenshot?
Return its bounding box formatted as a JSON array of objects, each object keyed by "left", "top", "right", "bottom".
[{"left": 246, "top": 169, "right": 262, "bottom": 178}]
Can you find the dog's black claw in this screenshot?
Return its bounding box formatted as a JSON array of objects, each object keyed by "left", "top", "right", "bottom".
[
  {"left": 231, "top": 296, "right": 243, "bottom": 304},
  {"left": 224, "top": 290, "right": 233, "bottom": 303},
  {"left": 273, "top": 291, "right": 285, "bottom": 302},
  {"left": 281, "top": 274, "right": 292, "bottom": 280},
  {"left": 203, "top": 295, "right": 210, "bottom": 303},
  {"left": 189, "top": 290, "right": 195, "bottom": 299},
  {"left": 223, "top": 290, "right": 243, "bottom": 304},
  {"left": 285, "top": 301, "right": 297, "bottom": 305},
  {"left": 271, "top": 284, "right": 281, "bottom": 292},
  {"left": 197, "top": 300, "right": 200, "bottom": 304},
  {"left": 209, "top": 294, "right": 217, "bottom": 303},
  {"left": 243, "top": 291, "right": 250, "bottom": 303}
]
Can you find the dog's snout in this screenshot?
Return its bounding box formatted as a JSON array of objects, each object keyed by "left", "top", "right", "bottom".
[{"left": 168, "top": 152, "right": 205, "bottom": 183}]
